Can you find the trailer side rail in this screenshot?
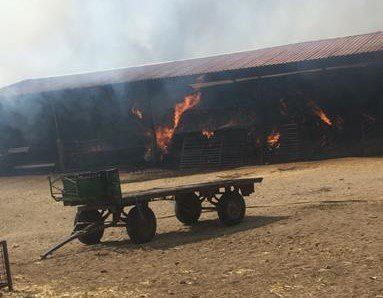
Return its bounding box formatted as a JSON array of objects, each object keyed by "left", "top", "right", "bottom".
[{"left": 120, "top": 177, "right": 263, "bottom": 205}]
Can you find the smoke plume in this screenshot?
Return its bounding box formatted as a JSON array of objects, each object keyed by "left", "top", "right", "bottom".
[{"left": 0, "top": 0, "right": 382, "bottom": 88}]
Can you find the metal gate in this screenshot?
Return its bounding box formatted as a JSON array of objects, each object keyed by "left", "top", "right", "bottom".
[
  {"left": 0, "top": 241, "right": 12, "bottom": 291},
  {"left": 264, "top": 122, "right": 301, "bottom": 163},
  {"left": 180, "top": 132, "right": 246, "bottom": 169}
]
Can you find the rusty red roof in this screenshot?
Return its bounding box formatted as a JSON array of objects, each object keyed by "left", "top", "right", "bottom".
[{"left": 1, "top": 31, "right": 383, "bottom": 97}]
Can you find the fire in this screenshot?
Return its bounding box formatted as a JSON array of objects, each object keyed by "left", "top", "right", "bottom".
[
  {"left": 155, "top": 92, "right": 201, "bottom": 153},
  {"left": 202, "top": 129, "right": 214, "bottom": 139},
  {"left": 267, "top": 130, "right": 281, "bottom": 149},
  {"left": 155, "top": 126, "right": 174, "bottom": 153},
  {"left": 308, "top": 100, "right": 332, "bottom": 126},
  {"left": 173, "top": 93, "right": 201, "bottom": 128},
  {"left": 131, "top": 107, "right": 143, "bottom": 119}
]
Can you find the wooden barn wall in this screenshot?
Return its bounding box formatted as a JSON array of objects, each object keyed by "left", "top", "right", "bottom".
[{"left": 0, "top": 65, "right": 382, "bottom": 172}]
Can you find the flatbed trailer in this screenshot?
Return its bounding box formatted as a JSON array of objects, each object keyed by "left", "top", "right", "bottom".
[{"left": 42, "top": 168, "right": 263, "bottom": 259}]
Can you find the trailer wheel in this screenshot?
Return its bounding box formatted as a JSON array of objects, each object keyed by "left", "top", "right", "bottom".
[
  {"left": 217, "top": 192, "right": 246, "bottom": 226},
  {"left": 126, "top": 205, "right": 157, "bottom": 244},
  {"left": 74, "top": 210, "right": 104, "bottom": 245},
  {"left": 175, "top": 193, "right": 202, "bottom": 225}
]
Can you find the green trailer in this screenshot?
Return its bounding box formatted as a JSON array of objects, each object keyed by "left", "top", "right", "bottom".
[{"left": 43, "top": 168, "right": 263, "bottom": 259}]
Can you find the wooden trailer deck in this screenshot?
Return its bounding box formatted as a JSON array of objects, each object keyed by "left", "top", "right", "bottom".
[{"left": 120, "top": 177, "right": 263, "bottom": 204}]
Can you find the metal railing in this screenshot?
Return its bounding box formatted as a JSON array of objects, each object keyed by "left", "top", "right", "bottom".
[{"left": 0, "top": 241, "right": 12, "bottom": 291}]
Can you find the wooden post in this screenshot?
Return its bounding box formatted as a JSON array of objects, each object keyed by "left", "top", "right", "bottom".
[
  {"left": 49, "top": 99, "right": 65, "bottom": 171},
  {"left": 0, "top": 241, "right": 13, "bottom": 291},
  {"left": 148, "top": 92, "right": 160, "bottom": 166}
]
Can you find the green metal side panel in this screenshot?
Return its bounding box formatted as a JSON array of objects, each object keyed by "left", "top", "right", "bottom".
[{"left": 62, "top": 168, "right": 122, "bottom": 206}]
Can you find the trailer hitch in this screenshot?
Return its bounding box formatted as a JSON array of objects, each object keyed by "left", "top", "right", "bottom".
[{"left": 40, "top": 211, "right": 111, "bottom": 260}]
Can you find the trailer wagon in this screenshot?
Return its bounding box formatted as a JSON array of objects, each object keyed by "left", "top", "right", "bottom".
[{"left": 43, "top": 168, "right": 262, "bottom": 258}]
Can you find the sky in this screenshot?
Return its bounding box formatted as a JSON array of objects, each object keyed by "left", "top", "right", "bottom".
[{"left": 0, "top": 0, "right": 382, "bottom": 88}]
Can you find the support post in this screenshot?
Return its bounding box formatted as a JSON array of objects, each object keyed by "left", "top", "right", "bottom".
[
  {"left": 49, "top": 98, "right": 65, "bottom": 171},
  {"left": 0, "top": 241, "right": 13, "bottom": 291},
  {"left": 148, "top": 92, "right": 160, "bottom": 166}
]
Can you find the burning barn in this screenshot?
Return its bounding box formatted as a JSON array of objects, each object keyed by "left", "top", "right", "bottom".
[{"left": 0, "top": 31, "right": 382, "bottom": 173}]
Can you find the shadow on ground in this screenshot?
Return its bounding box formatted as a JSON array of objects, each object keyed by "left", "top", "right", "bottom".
[
  {"left": 100, "top": 215, "right": 288, "bottom": 252},
  {"left": 44, "top": 199, "right": 368, "bottom": 259}
]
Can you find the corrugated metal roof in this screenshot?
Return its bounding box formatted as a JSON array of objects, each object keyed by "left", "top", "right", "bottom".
[{"left": 1, "top": 31, "right": 383, "bottom": 97}]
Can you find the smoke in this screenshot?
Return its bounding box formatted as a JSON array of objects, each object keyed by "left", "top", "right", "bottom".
[{"left": 0, "top": 0, "right": 382, "bottom": 88}]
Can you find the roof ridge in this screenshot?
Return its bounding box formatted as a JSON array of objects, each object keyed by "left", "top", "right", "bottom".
[
  {"left": 112, "top": 30, "right": 383, "bottom": 68},
  {"left": 81, "top": 30, "right": 383, "bottom": 71},
  {"left": 10, "top": 30, "right": 383, "bottom": 84}
]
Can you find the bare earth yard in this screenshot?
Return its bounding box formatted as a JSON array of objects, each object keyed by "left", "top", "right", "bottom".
[{"left": 0, "top": 157, "right": 382, "bottom": 297}]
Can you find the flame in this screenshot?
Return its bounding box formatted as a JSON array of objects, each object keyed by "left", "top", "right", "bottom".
[
  {"left": 267, "top": 130, "right": 281, "bottom": 149},
  {"left": 155, "top": 92, "right": 201, "bottom": 153},
  {"left": 202, "top": 129, "right": 214, "bottom": 139},
  {"left": 131, "top": 107, "right": 143, "bottom": 119},
  {"left": 173, "top": 93, "right": 201, "bottom": 128},
  {"left": 155, "top": 126, "right": 174, "bottom": 153},
  {"left": 308, "top": 100, "right": 332, "bottom": 126}
]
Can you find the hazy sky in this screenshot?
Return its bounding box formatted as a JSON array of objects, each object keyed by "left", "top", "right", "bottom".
[{"left": 0, "top": 0, "right": 382, "bottom": 88}]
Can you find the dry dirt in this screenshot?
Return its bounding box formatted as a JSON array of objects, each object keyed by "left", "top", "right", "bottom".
[{"left": 0, "top": 157, "right": 382, "bottom": 297}]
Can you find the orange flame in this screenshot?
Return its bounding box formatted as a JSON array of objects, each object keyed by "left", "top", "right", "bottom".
[
  {"left": 155, "top": 126, "right": 174, "bottom": 153},
  {"left": 202, "top": 129, "right": 214, "bottom": 139},
  {"left": 155, "top": 92, "right": 201, "bottom": 153},
  {"left": 131, "top": 107, "right": 143, "bottom": 119},
  {"left": 308, "top": 100, "right": 332, "bottom": 126},
  {"left": 174, "top": 93, "right": 201, "bottom": 128},
  {"left": 267, "top": 130, "right": 281, "bottom": 149}
]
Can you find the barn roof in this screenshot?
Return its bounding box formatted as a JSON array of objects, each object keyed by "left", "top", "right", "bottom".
[{"left": 1, "top": 30, "right": 383, "bottom": 97}]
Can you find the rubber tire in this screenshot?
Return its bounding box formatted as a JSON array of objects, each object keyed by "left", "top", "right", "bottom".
[
  {"left": 175, "top": 193, "right": 202, "bottom": 225},
  {"left": 74, "top": 210, "right": 104, "bottom": 245},
  {"left": 217, "top": 192, "right": 246, "bottom": 226},
  {"left": 126, "top": 206, "right": 157, "bottom": 244}
]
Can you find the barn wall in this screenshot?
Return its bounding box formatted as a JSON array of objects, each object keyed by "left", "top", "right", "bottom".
[{"left": 0, "top": 64, "right": 382, "bottom": 173}]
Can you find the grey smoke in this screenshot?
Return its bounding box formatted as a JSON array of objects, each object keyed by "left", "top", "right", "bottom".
[{"left": 0, "top": 0, "right": 382, "bottom": 88}]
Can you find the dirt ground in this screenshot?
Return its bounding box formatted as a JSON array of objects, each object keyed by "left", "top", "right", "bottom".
[{"left": 0, "top": 157, "right": 382, "bottom": 297}]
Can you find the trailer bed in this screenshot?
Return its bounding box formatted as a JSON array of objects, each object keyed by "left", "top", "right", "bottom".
[
  {"left": 120, "top": 177, "right": 263, "bottom": 204},
  {"left": 44, "top": 169, "right": 264, "bottom": 259}
]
